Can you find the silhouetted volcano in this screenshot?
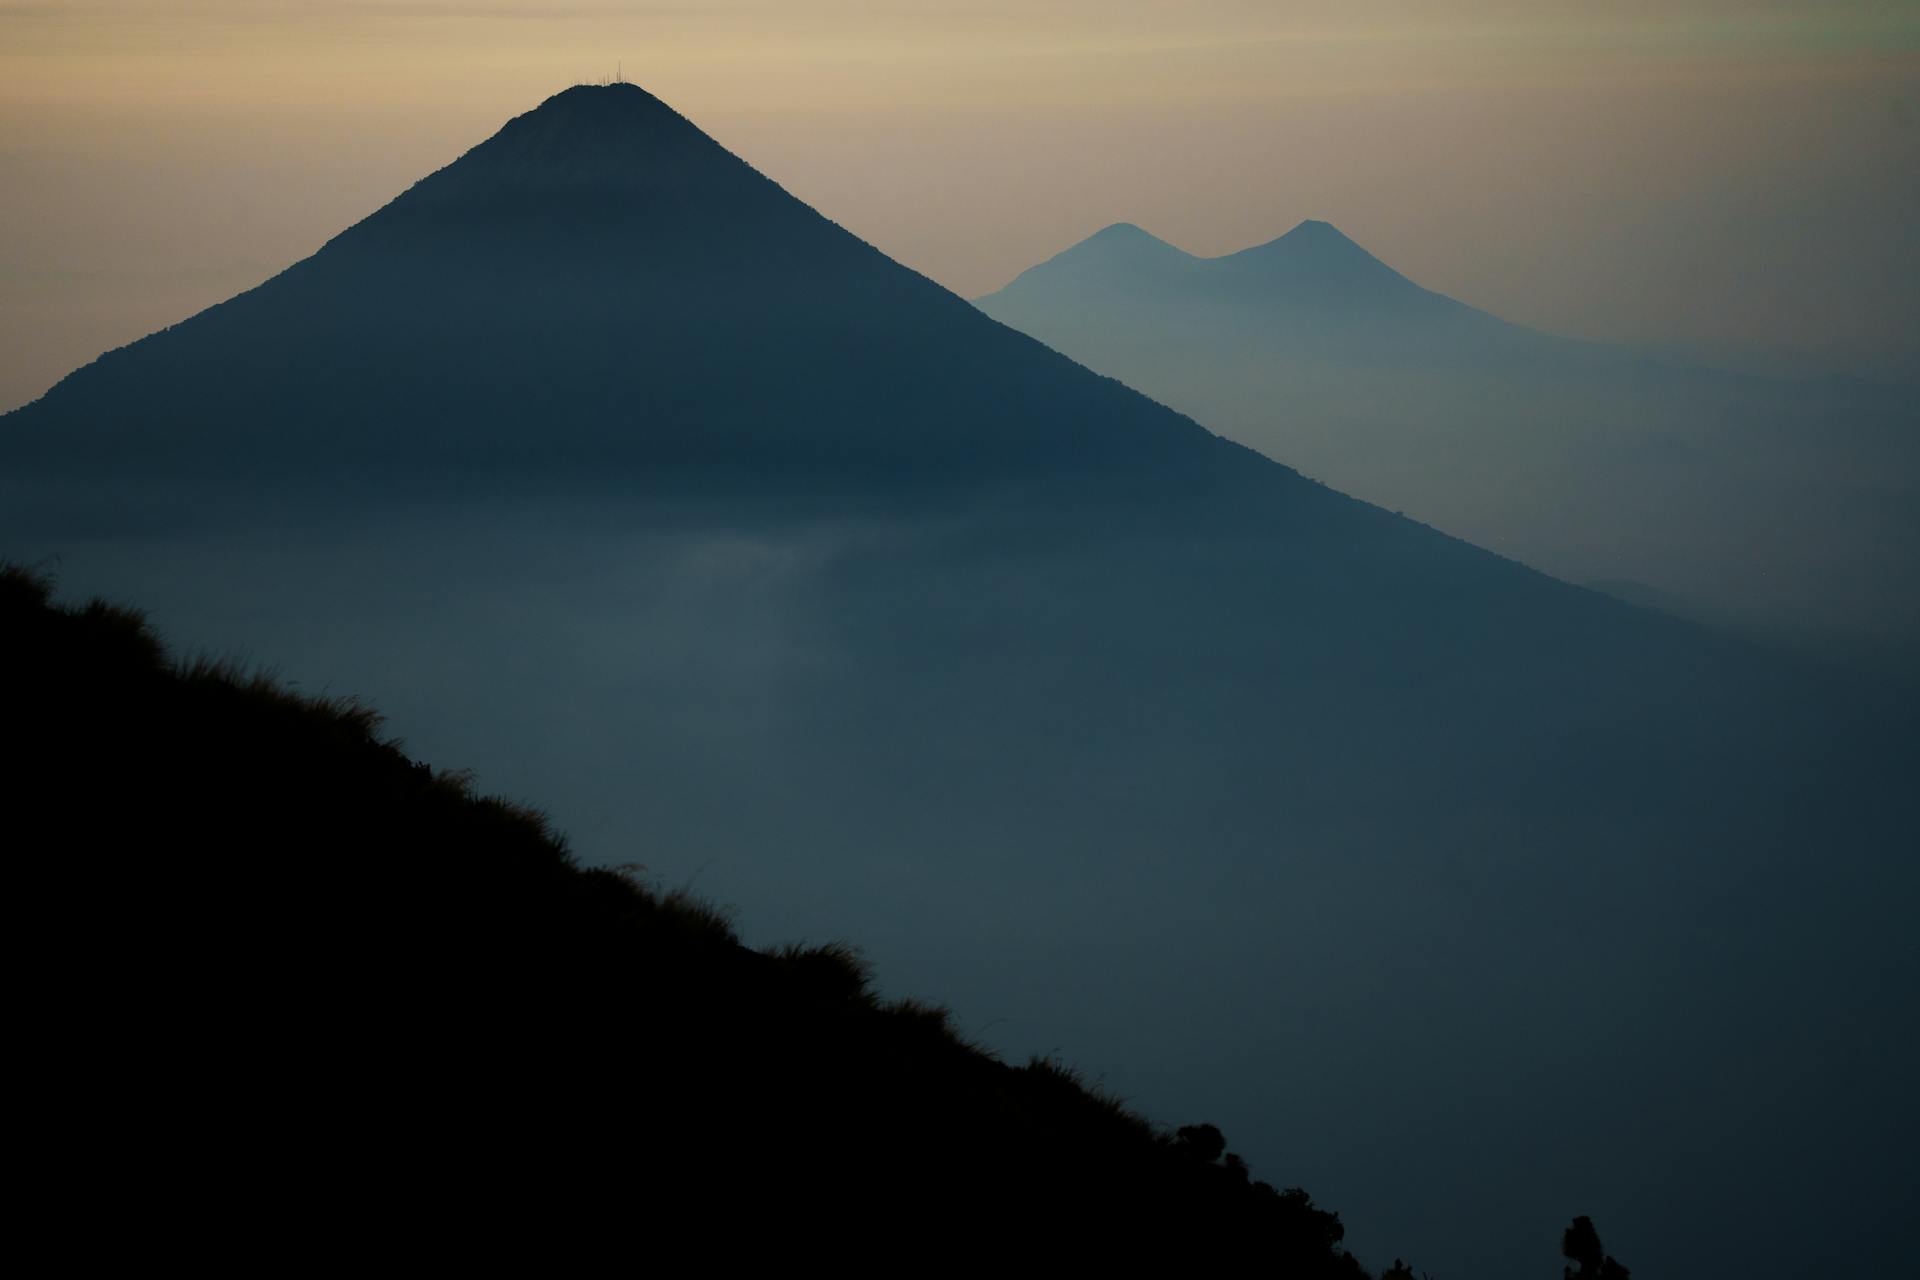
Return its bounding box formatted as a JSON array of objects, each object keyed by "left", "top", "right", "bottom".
[
  {"left": 7, "top": 84, "right": 1232, "bottom": 486},
  {"left": 1026, "top": 222, "right": 1193, "bottom": 279},
  {"left": 1214, "top": 220, "right": 1449, "bottom": 308},
  {"left": 987, "top": 217, "right": 1482, "bottom": 327},
  {"left": 977, "top": 220, "right": 1920, "bottom": 655}
]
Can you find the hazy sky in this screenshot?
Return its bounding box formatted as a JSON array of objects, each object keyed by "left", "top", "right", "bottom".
[{"left": 2, "top": 0, "right": 1916, "bottom": 410}]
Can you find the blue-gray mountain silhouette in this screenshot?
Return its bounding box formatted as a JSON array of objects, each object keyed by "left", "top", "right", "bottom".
[
  {"left": 1004, "top": 219, "right": 1478, "bottom": 326},
  {"left": 3, "top": 85, "right": 1914, "bottom": 1280},
  {"left": 10, "top": 85, "right": 1225, "bottom": 487},
  {"left": 978, "top": 221, "right": 1920, "bottom": 663}
]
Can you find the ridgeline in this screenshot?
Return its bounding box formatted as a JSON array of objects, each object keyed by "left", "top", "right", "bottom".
[{"left": 7, "top": 564, "right": 1380, "bottom": 1269}]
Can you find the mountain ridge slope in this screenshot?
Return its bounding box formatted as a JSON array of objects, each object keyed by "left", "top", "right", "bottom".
[{"left": 3, "top": 563, "right": 1381, "bottom": 1272}]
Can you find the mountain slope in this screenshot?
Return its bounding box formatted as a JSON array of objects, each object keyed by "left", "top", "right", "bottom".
[
  {"left": 976, "top": 222, "right": 1920, "bottom": 659},
  {"left": 2, "top": 85, "right": 1914, "bottom": 1280},
  {"left": 3, "top": 565, "right": 1379, "bottom": 1271}
]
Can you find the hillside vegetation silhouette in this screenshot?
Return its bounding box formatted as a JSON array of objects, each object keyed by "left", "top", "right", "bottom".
[{"left": 9, "top": 563, "right": 1391, "bottom": 1268}]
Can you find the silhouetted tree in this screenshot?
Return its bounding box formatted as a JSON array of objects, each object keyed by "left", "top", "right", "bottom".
[
  {"left": 1562, "top": 1215, "right": 1629, "bottom": 1280},
  {"left": 1174, "top": 1122, "right": 1226, "bottom": 1163}
]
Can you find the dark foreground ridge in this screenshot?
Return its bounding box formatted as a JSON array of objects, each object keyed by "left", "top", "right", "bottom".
[{"left": 9, "top": 564, "right": 1392, "bottom": 1269}]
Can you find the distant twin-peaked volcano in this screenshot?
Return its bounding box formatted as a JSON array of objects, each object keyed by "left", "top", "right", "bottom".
[
  {"left": 990, "top": 219, "right": 1474, "bottom": 321},
  {"left": 3, "top": 84, "right": 1915, "bottom": 1280},
  {"left": 978, "top": 217, "right": 1531, "bottom": 354},
  {"left": 978, "top": 218, "right": 1920, "bottom": 654}
]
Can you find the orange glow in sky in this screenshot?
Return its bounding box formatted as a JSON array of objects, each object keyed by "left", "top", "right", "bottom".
[{"left": 2, "top": 1, "right": 1915, "bottom": 407}]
